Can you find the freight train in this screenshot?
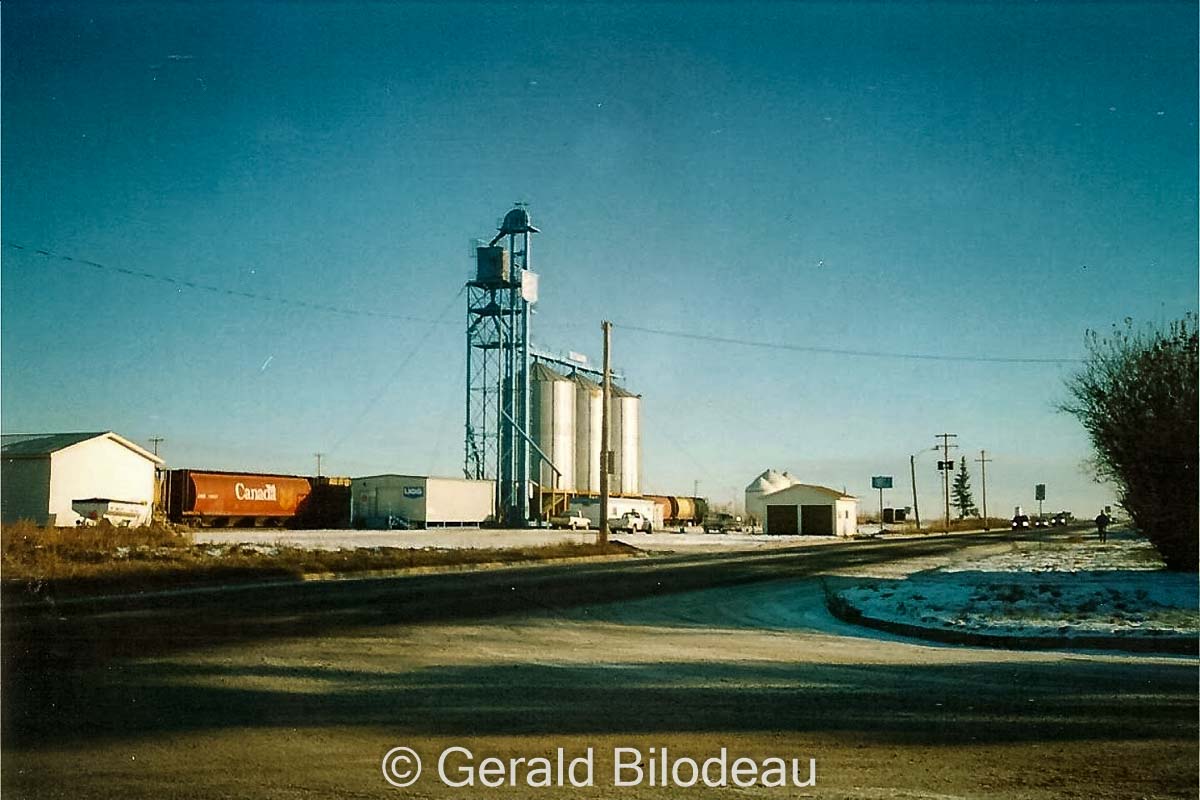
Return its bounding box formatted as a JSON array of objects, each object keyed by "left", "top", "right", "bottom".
[
  {"left": 643, "top": 494, "right": 708, "bottom": 527},
  {"left": 165, "top": 468, "right": 703, "bottom": 531},
  {"left": 164, "top": 469, "right": 349, "bottom": 528}
]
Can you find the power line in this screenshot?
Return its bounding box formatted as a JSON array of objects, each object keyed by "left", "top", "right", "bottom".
[
  {"left": 2, "top": 241, "right": 456, "bottom": 326},
  {"left": 612, "top": 322, "right": 1083, "bottom": 365},
  {"left": 5, "top": 240, "right": 1084, "bottom": 365},
  {"left": 325, "top": 285, "right": 466, "bottom": 456}
]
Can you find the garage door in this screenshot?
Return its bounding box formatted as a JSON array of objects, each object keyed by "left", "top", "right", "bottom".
[
  {"left": 800, "top": 504, "right": 833, "bottom": 536},
  {"left": 765, "top": 504, "right": 798, "bottom": 535}
]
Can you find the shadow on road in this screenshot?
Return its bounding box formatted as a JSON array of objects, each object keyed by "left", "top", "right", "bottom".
[{"left": 5, "top": 654, "right": 1196, "bottom": 749}]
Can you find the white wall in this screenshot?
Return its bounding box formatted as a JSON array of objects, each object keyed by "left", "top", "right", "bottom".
[
  {"left": 351, "top": 475, "right": 495, "bottom": 526},
  {"left": 48, "top": 437, "right": 157, "bottom": 526},
  {"left": 758, "top": 484, "right": 859, "bottom": 536},
  {"left": 426, "top": 477, "right": 495, "bottom": 524},
  {"left": 835, "top": 498, "right": 858, "bottom": 537}
]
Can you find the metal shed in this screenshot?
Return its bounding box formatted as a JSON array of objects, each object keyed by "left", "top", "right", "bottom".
[
  {"left": 1, "top": 431, "right": 163, "bottom": 526},
  {"left": 350, "top": 474, "right": 494, "bottom": 529}
]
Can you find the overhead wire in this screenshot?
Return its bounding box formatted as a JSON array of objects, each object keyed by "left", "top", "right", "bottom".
[
  {"left": 4, "top": 240, "right": 1083, "bottom": 364},
  {"left": 325, "top": 284, "right": 466, "bottom": 457},
  {"left": 2, "top": 241, "right": 457, "bottom": 326},
  {"left": 610, "top": 322, "right": 1083, "bottom": 365}
]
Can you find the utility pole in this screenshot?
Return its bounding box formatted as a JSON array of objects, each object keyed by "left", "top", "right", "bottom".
[
  {"left": 149, "top": 437, "right": 164, "bottom": 457},
  {"left": 314, "top": 452, "right": 324, "bottom": 477},
  {"left": 935, "top": 433, "right": 958, "bottom": 533},
  {"left": 599, "top": 321, "right": 612, "bottom": 546},
  {"left": 976, "top": 449, "right": 992, "bottom": 530},
  {"left": 909, "top": 454, "right": 920, "bottom": 531}
]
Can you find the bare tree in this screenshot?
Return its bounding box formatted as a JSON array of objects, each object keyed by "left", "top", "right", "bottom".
[{"left": 1061, "top": 315, "right": 1198, "bottom": 571}]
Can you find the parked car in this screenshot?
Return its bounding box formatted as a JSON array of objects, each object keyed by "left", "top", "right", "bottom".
[
  {"left": 1011, "top": 513, "right": 1030, "bottom": 529},
  {"left": 612, "top": 510, "right": 652, "bottom": 534}
]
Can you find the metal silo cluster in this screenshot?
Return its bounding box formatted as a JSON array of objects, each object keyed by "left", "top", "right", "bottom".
[
  {"left": 530, "top": 363, "right": 641, "bottom": 499},
  {"left": 466, "top": 205, "right": 642, "bottom": 526}
]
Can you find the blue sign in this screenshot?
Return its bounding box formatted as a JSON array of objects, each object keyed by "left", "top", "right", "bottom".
[{"left": 871, "top": 476, "right": 893, "bottom": 489}]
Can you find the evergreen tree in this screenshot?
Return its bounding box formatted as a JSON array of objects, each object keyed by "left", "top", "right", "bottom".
[{"left": 952, "top": 460, "right": 978, "bottom": 518}]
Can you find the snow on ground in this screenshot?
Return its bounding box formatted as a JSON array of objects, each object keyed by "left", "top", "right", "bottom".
[
  {"left": 832, "top": 529, "right": 1199, "bottom": 640},
  {"left": 191, "top": 527, "right": 848, "bottom": 552}
]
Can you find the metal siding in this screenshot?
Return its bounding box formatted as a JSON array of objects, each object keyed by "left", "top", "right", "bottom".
[
  {"left": 426, "top": 477, "right": 494, "bottom": 524},
  {"left": 800, "top": 504, "right": 835, "bottom": 536},
  {"left": 531, "top": 367, "right": 576, "bottom": 492},
  {"left": 835, "top": 498, "right": 858, "bottom": 536},
  {"left": 766, "top": 504, "right": 799, "bottom": 535},
  {"left": 551, "top": 379, "right": 575, "bottom": 491},
  {"left": 0, "top": 457, "right": 52, "bottom": 524},
  {"left": 48, "top": 437, "right": 157, "bottom": 526},
  {"left": 187, "top": 473, "right": 311, "bottom": 519},
  {"left": 349, "top": 476, "right": 427, "bottom": 525},
  {"left": 618, "top": 395, "right": 640, "bottom": 494},
  {"left": 573, "top": 378, "right": 602, "bottom": 493},
  {"left": 610, "top": 391, "right": 624, "bottom": 493}
]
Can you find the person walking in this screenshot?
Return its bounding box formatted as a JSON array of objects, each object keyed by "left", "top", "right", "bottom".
[{"left": 1094, "top": 510, "right": 1110, "bottom": 543}]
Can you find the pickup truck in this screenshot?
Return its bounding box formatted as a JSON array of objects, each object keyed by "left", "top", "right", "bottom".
[
  {"left": 549, "top": 511, "right": 590, "bottom": 530},
  {"left": 702, "top": 513, "right": 744, "bottom": 533},
  {"left": 611, "top": 510, "right": 652, "bottom": 534}
]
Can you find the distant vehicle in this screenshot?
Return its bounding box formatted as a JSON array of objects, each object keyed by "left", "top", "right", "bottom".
[
  {"left": 1033, "top": 516, "right": 1050, "bottom": 528},
  {"left": 612, "top": 510, "right": 652, "bottom": 534},
  {"left": 1011, "top": 513, "right": 1031, "bottom": 529},
  {"left": 1051, "top": 511, "right": 1074, "bottom": 526},
  {"left": 549, "top": 511, "right": 590, "bottom": 530},
  {"left": 702, "top": 512, "right": 744, "bottom": 534}
]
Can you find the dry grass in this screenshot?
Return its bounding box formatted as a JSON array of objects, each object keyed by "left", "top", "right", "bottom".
[
  {"left": 857, "top": 517, "right": 1016, "bottom": 532},
  {"left": 1, "top": 521, "right": 631, "bottom": 599}
]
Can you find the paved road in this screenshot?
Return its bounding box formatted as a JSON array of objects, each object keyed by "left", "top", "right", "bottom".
[
  {"left": 4, "top": 529, "right": 1196, "bottom": 799},
  {"left": 3, "top": 529, "right": 1020, "bottom": 664}
]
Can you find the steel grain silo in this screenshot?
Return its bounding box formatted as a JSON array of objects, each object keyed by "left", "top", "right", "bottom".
[
  {"left": 611, "top": 384, "right": 641, "bottom": 495},
  {"left": 530, "top": 363, "right": 576, "bottom": 491},
  {"left": 571, "top": 374, "right": 603, "bottom": 493}
]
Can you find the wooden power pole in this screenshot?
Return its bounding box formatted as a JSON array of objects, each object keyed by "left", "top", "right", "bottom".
[
  {"left": 910, "top": 454, "right": 920, "bottom": 531},
  {"left": 936, "top": 432, "right": 957, "bottom": 532},
  {"left": 976, "top": 449, "right": 993, "bottom": 530},
  {"left": 599, "top": 321, "right": 612, "bottom": 545}
]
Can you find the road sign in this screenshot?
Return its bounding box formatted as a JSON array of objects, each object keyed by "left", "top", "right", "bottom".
[
  {"left": 937, "top": 460, "right": 955, "bottom": 471},
  {"left": 1035, "top": 484, "right": 1046, "bottom": 501},
  {"left": 871, "top": 476, "right": 893, "bottom": 489}
]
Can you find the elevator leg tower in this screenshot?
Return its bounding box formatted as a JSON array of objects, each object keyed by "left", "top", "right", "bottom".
[{"left": 465, "top": 206, "right": 539, "bottom": 527}]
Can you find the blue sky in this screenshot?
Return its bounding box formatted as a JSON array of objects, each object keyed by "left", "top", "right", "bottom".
[{"left": 3, "top": 1, "right": 1196, "bottom": 516}]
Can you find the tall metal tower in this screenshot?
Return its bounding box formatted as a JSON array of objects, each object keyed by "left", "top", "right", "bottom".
[{"left": 465, "top": 206, "right": 540, "bottom": 526}]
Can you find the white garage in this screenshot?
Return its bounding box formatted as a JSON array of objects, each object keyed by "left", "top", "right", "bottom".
[
  {"left": 745, "top": 472, "right": 857, "bottom": 536},
  {"left": 1, "top": 431, "right": 163, "bottom": 526}
]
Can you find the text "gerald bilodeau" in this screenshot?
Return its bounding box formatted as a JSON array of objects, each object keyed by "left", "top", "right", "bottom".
[{"left": 383, "top": 746, "right": 816, "bottom": 789}]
